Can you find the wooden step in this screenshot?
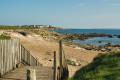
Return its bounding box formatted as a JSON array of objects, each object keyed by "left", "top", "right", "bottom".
[{"left": 0, "top": 66, "right": 53, "bottom": 80}]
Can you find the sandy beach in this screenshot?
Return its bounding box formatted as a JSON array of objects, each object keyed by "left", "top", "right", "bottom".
[{"left": 9, "top": 31, "right": 101, "bottom": 78}]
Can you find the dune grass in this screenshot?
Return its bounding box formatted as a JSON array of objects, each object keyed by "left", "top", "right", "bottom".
[
  {"left": 0, "top": 34, "right": 11, "bottom": 40},
  {"left": 70, "top": 52, "right": 120, "bottom": 80}
]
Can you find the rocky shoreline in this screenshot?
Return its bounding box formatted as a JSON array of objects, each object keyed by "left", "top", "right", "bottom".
[
  {"left": 60, "top": 33, "right": 120, "bottom": 52},
  {"left": 2, "top": 29, "right": 120, "bottom": 52},
  {"left": 73, "top": 42, "right": 120, "bottom": 52},
  {"left": 62, "top": 33, "right": 113, "bottom": 41}
]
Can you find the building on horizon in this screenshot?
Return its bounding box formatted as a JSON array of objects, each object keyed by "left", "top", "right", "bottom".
[{"left": 22, "top": 25, "right": 49, "bottom": 28}]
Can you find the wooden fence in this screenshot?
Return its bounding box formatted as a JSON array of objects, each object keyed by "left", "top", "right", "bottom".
[
  {"left": 0, "top": 39, "right": 21, "bottom": 76},
  {"left": 0, "top": 39, "right": 42, "bottom": 77},
  {"left": 54, "top": 40, "right": 69, "bottom": 80},
  {"left": 21, "top": 44, "right": 42, "bottom": 66}
]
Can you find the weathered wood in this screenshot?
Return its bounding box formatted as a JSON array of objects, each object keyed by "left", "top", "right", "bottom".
[
  {"left": 0, "top": 39, "right": 42, "bottom": 78},
  {"left": 59, "top": 40, "right": 62, "bottom": 67},
  {"left": 0, "top": 40, "right": 2, "bottom": 76},
  {"left": 0, "top": 39, "right": 20, "bottom": 76},
  {"left": 0, "top": 39, "right": 42, "bottom": 77},
  {"left": 54, "top": 51, "right": 57, "bottom": 80},
  {"left": 20, "top": 44, "right": 42, "bottom": 66},
  {"left": 1, "top": 40, "right": 4, "bottom": 75},
  {"left": 56, "top": 40, "right": 69, "bottom": 80},
  {"left": 27, "top": 69, "right": 36, "bottom": 80},
  {"left": 0, "top": 66, "right": 53, "bottom": 80}
]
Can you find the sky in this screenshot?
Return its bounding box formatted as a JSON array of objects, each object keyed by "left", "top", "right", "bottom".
[{"left": 0, "top": 0, "right": 120, "bottom": 29}]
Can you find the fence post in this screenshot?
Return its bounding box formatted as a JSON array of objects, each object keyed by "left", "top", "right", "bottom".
[
  {"left": 62, "top": 50, "right": 64, "bottom": 68},
  {"left": 54, "top": 51, "right": 57, "bottom": 80},
  {"left": 0, "top": 40, "right": 1, "bottom": 77},
  {"left": 59, "top": 40, "right": 62, "bottom": 67},
  {"left": 27, "top": 69, "right": 36, "bottom": 80},
  {"left": 59, "top": 40, "right": 64, "bottom": 79}
]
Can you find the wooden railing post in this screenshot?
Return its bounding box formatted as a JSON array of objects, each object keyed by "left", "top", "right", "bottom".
[
  {"left": 62, "top": 50, "right": 65, "bottom": 68},
  {"left": 54, "top": 51, "right": 57, "bottom": 80},
  {"left": 58, "top": 40, "right": 69, "bottom": 80},
  {"left": 27, "top": 69, "right": 36, "bottom": 80},
  {"left": 59, "top": 40, "right": 62, "bottom": 67}
]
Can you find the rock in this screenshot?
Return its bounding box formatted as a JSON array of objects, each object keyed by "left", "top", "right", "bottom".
[
  {"left": 46, "top": 52, "right": 51, "bottom": 55},
  {"left": 107, "top": 35, "right": 113, "bottom": 38},
  {"left": 70, "top": 58, "right": 76, "bottom": 62},
  {"left": 98, "top": 41, "right": 102, "bottom": 43},
  {"left": 99, "top": 45, "right": 104, "bottom": 48},
  {"left": 114, "top": 35, "right": 117, "bottom": 36},
  {"left": 107, "top": 47, "right": 112, "bottom": 49},
  {"left": 116, "top": 44, "right": 120, "bottom": 47},
  {"left": 118, "top": 35, "right": 120, "bottom": 38},
  {"left": 19, "top": 32, "right": 27, "bottom": 36},
  {"left": 49, "top": 59, "right": 54, "bottom": 61},
  {"left": 75, "top": 63, "right": 79, "bottom": 66},
  {"left": 106, "top": 42, "right": 114, "bottom": 46},
  {"left": 101, "top": 48, "right": 106, "bottom": 52}
]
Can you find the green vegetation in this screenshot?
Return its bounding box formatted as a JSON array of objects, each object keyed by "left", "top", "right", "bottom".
[
  {"left": 70, "top": 52, "right": 120, "bottom": 80},
  {"left": 0, "top": 25, "right": 38, "bottom": 30},
  {"left": 0, "top": 34, "right": 11, "bottom": 40}
]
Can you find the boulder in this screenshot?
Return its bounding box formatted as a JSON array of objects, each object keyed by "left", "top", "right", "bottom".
[
  {"left": 49, "top": 59, "right": 54, "bottom": 61},
  {"left": 75, "top": 63, "right": 80, "bottom": 66},
  {"left": 118, "top": 35, "right": 120, "bottom": 38},
  {"left": 107, "top": 35, "right": 113, "bottom": 38},
  {"left": 98, "top": 41, "right": 102, "bottom": 43},
  {"left": 70, "top": 58, "right": 76, "bottom": 62},
  {"left": 101, "top": 48, "right": 106, "bottom": 52},
  {"left": 116, "top": 44, "right": 120, "bottom": 47},
  {"left": 106, "top": 42, "right": 114, "bottom": 46},
  {"left": 99, "top": 45, "right": 104, "bottom": 48}
]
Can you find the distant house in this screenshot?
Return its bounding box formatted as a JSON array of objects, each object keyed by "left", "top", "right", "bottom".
[
  {"left": 22, "top": 25, "right": 50, "bottom": 28},
  {"left": 36, "top": 25, "right": 45, "bottom": 28}
]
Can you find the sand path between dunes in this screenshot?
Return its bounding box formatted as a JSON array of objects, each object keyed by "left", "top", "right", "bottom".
[{"left": 10, "top": 32, "right": 101, "bottom": 78}]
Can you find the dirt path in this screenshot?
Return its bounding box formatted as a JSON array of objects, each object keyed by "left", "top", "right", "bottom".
[{"left": 10, "top": 32, "right": 101, "bottom": 78}]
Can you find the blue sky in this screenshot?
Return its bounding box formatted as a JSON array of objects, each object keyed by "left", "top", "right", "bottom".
[{"left": 0, "top": 0, "right": 120, "bottom": 28}]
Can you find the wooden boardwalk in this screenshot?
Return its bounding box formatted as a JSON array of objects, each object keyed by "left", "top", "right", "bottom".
[
  {"left": 0, "top": 39, "right": 68, "bottom": 80},
  {"left": 0, "top": 66, "right": 53, "bottom": 80}
]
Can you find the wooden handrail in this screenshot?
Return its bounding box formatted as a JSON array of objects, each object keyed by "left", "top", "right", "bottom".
[
  {"left": 20, "top": 44, "right": 42, "bottom": 66},
  {"left": 54, "top": 40, "right": 69, "bottom": 80}
]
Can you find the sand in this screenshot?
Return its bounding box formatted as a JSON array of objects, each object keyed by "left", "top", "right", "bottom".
[{"left": 10, "top": 32, "right": 101, "bottom": 78}]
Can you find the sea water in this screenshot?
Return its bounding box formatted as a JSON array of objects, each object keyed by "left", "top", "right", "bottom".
[{"left": 53, "top": 29, "right": 120, "bottom": 46}]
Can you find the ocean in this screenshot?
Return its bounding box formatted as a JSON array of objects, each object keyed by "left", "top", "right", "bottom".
[{"left": 53, "top": 29, "right": 120, "bottom": 46}]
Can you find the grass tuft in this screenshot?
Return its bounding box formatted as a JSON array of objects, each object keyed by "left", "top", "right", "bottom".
[{"left": 0, "top": 34, "right": 11, "bottom": 40}]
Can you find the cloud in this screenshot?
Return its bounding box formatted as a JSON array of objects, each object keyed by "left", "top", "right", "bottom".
[{"left": 110, "top": 3, "right": 120, "bottom": 7}]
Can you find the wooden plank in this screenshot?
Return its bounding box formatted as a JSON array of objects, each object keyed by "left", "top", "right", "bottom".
[
  {"left": 19, "top": 43, "right": 21, "bottom": 64},
  {"left": 5, "top": 40, "right": 7, "bottom": 73},
  {"left": 53, "top": 51, "right": 57, "bottom": 80},
  {"left": 59, "top": 40, "right": 62, "bottom": 67},
  {"left": 27, "top": 69, "right": 36, "bottom": 80},
  {"left": 1, "top": 40, "right": 4, "bottom": 75},
  {"left": 9, "top": 40, "right": 12, "bottom": 71},
  {"left": 7, "top": 40, "right": 9, "bottom": 72},
  {"left": 3, "top": 40, "right": 5, "bottom": 74},
  {"left": 0, "top": 40, "right": 2, "bottom": 77}
]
